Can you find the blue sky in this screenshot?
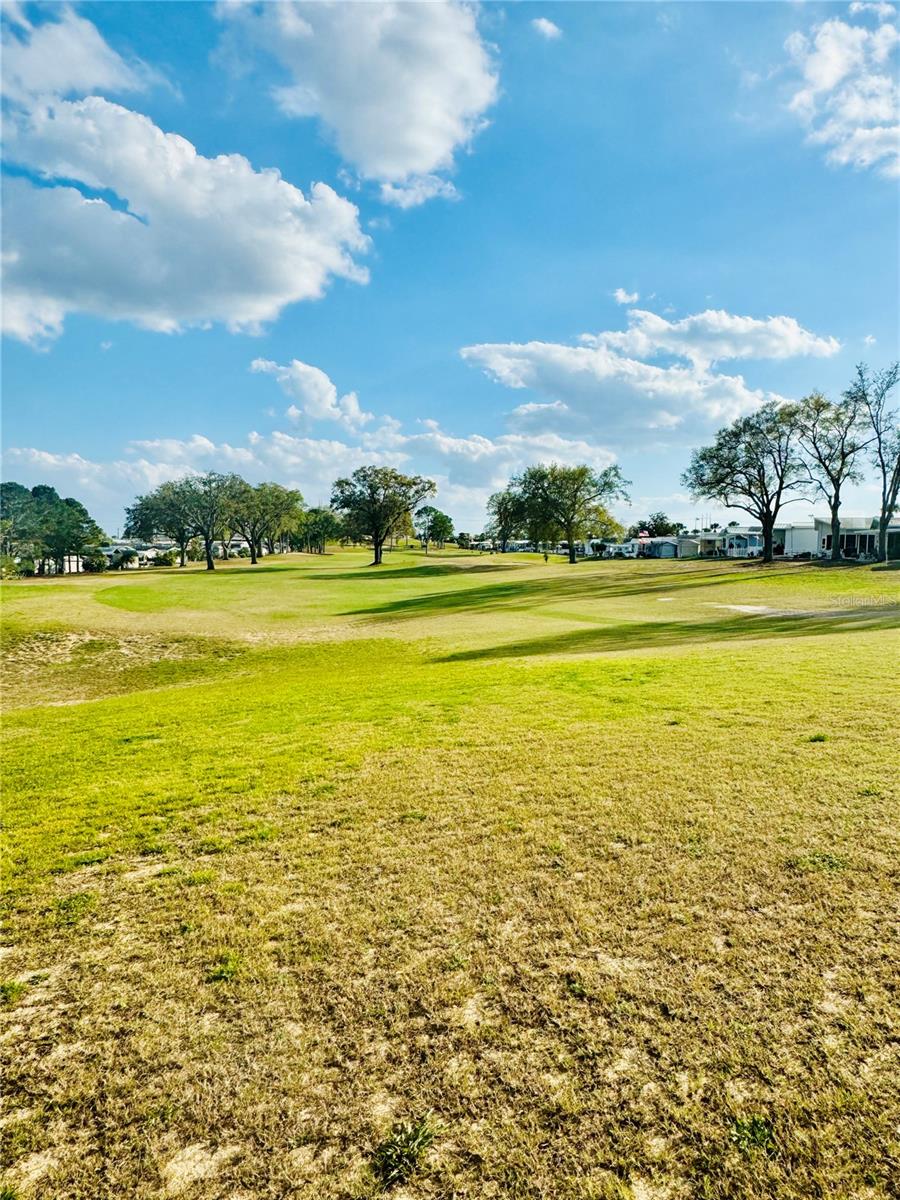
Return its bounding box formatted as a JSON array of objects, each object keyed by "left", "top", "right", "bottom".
[{"left": 2, "top": 0, "right": 898, "bottom": 534}]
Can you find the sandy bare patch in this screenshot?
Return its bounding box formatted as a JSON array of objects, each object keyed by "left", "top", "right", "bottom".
[
  {"left": 287, "top": 1143, "right": 336, "bottom": 1178},
  {"left": 706, "top": 603, "right": 785, "bottom": 615},
  {"left": 5, "top": 631, "right": 210, "bottom": 671},
  {"left": 605, "top": 1047, "right": 640, "bottom": 1080},
  {"left": 122, "top": 862, "right": 171, "bottom": 882},
  {"left": 725, "top": 1078, "right": 756, "bottom": 1105},
  {"left": 631, "top": 1177, "right": 671, "bottom": 1200},
  {"left": 455, "top": 995, "right": 486, "bottom": 1029},
  {"left": 4, "top": 1149, "right": 57, "bottom": 1192},
  {"left": 267, "top": 899, "right": 307, "bottom": 918},
  {"left": 162, "top": 1143, "right": 242, "bottom": 1195},
  {"left": 368, "top": 1090, "right": 396, "bottom": 1126},
  {"left": 0, "top": 1106, "right": 34, "bottom": 1129},
  {"left": 46, "top": 1040, "right": 87, "bottom": 1065},
  {"left": 591, "top": 950, "right": 650, "bottom": 975}
]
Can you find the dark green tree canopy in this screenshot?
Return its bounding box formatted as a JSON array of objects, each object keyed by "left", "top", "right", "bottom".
[
  {"left": 626, "top": 511, "right": 685, "bottom": 539},
  {"left": 1, "top": 482, "right": 105, "bottom": 572}
]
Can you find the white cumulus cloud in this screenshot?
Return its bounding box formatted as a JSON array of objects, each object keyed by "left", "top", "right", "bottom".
[
  {"left": 2, "top": 95, "right": 369, "bottom": 344},
  {"left": 251, "top": 358, "right": 373, "bottom": 430},
  {"left": 784, "top": 9, "right": 900, "bottom": 176},
  {"left": 613, "top": 288, "right": 640, "bottom": 305},
  {"left": 848, "top": 3, "right": 896, "bottom": 21},
  {"left": 216, "top": 0, "right": 498, "bottom": 205},
  {"left": 532, "top": 17, "right": 562, "bottom": 41},
  {"left": 462, "top": 305, "right": 840, "bottom": 443},
  {"left": 587, "top": 307, "right": 841, "bottom": 367},
  {"left": 0, "top": 4, "right": 152, "bottom": 102}
]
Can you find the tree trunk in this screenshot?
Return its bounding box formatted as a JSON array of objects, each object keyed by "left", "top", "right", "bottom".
[
  {"left": 877, "top": 516, "right": 890, "bottom": 561},
  {"left": 830, "top": 504, "right": 841, "bottom": 562},
  {"left": 179, "top": 541, "right": 187, "bottom": 568},
  {"left": 372, "top": 538, "right": 384, "bottom": 565},
  {"left": 250, "top": 541, "right": 258, "bottom": 564},
  {"left": 567, "top": 528, "right": 577, "bottom": 564},
  {"left": 205, "top": 538, "right": 215, "bottom": 571},
  {"left": 762, "top": 519, "right": 774, "bottom": 564}
]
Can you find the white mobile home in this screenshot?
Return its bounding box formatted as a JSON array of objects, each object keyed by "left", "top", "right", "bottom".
[{"left": 813, "top": 516, "right": 900, "bottom": 560}]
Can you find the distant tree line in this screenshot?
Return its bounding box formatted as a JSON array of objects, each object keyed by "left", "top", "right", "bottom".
[
  {"left": 683, "top": 363, "right": 899, "bottom": 562},
  {"left": 123, "top": 466, "right": 456, "bottom": 569},
  {"left": 3, "top": 363, "right": 895, "bottom": 577},
  {"left": 126, "top": 475, "right": 304, "bottom": 569}
]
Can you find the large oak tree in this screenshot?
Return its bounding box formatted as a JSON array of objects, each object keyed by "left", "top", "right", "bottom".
[
  {"left": 514, "top": 463, "right": 630, "bottom": 563},
  {"left": 331, "top": 466, "right": 436, "bottom": 565},
  {"left": 125, "top": 479, "right": 195, "bottom": 567},
  {"left": 681, "top": 402, "right": 804, "bottom": 562}
]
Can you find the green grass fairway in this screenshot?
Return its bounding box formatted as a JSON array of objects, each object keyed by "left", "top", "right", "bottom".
[{"left": 2, "top": 550, "right": 899, "bottom": 1199}]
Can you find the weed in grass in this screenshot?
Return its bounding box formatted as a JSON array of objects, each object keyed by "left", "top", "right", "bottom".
[
  {"left": 785, "top": 851, "right": 849, "bottom": 873},
  {"left": 808, "top": 733, "right": 828, "bottom": 742},
  {"left": 0, "top": 979, "right": 28, "bottom": 1007},
  {"left": 0, "top": 1186, "right": 20, "bottom": 1200},
  {"left": 564, "top": 972, "right": 588, "bottom": 1000},
  {"left": 371, "top": 1115, "right": 436, "bottom": 1188},
  {"left": 206, "top": 952, "right": 242, "bottom": 983},
  {"left": 49, "top": 849, "right": 109, "bottom": 873},
  {"left": 730, "top": 1115, "right": 777, "bottom": 1157},
  {"left": 138, "top": 842, "right": 166, "bottom": 857},
  {"left": 197, "top": 837, "right": 227, "bottom": 855},
  {"left": 235, "top": 824, "right": 275, "bottom": 844},
  {"left": 184, "top": 870, "right": 216, "bottom": 886},
  {"left": 52, "top": 891, "right": 95, "bottom": 925}
]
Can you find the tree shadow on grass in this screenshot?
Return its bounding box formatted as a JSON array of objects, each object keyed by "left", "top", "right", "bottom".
[
  {"left": 317, "top": 562, "right": 520, "bottom": 582},
  {"left": 438, "top": 607, "right": 900, "bottom": 662},
  {"left": 345, "top": 564, "right": 773, "bottom": 619}
]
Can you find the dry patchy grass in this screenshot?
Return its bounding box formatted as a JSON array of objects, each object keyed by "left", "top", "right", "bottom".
[{"left": 1, "top": 552, "right": 899, "bottom": 1198}]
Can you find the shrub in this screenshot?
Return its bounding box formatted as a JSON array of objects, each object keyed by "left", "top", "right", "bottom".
[
  {"left": 112, "top": 548, "right": 137, "bottom": 570},
  {"left": 80, "top": 548, "right": 108, "bottom": 573},
  {"left": 0, "top": 554, "right": 21, "bottom": 579},
  {"left": 153, "top": 550, "right": 177, "bottom": 567}
]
